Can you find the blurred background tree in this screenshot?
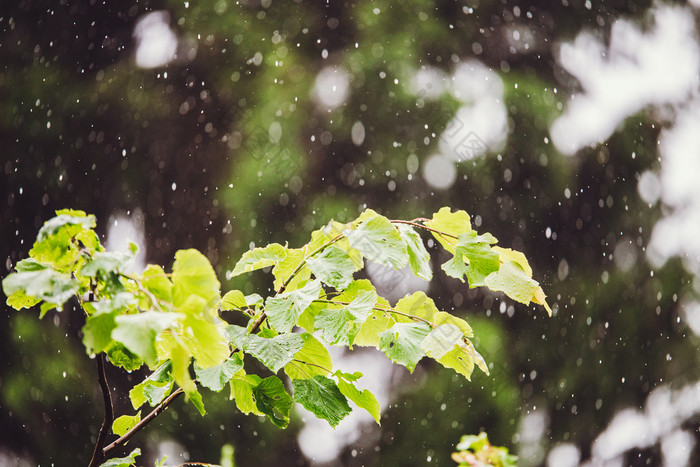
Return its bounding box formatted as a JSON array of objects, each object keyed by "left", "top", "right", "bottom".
[{"left": 2, "top": 0, "right": 700, "bottom": 465}]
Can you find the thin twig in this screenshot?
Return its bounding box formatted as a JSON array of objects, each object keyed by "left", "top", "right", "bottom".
[
  {"left": 88, "top": 354, "right": 114, "bottom": 467},
  {"left": 278, "top": 234, "right": 343, "bottom": 294},
  {"left": 390, "top": 219, "right": 459, "bottom": 240},
  {"left": 102, "top": 387, "right": 185, "bottom": 457},
  {"left": 120, "top": 273, "right": 165, "bottom": 313}
]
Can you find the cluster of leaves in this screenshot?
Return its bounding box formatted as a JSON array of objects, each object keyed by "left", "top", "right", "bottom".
[
  {"left": 2, "top": 207, "right": 549, "bottom": 465},
  {"left": 451, "top": 432, "right": 518, "bottom": 467}
]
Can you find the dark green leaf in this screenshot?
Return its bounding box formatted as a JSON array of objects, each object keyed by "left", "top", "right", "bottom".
[
  {"left": 105, "top": 342, "right": 143, "bottom": 371},
  {"left": 253, "top": 376, "right": 293, "bottom": 428},
  {"left": 293, "top": 376, "right": 351, "bottom": 428}
]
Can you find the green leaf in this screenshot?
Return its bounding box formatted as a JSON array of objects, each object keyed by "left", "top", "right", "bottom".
[
  {"left": 396, "top": 224, "right": 432, "bottom": 281},
  {"left": 29, "top": 211, "right": 97, "bottom": 270},
  {"left": 394, "top": 291, "right": 439, "bottom": 323},
  {"left": 195, "top": 354, "right": 244, "bottom": 392},
  {"left": 227, "top": 243, "right": 287, "bottom": 279},
  {"left": 335, "top": 372, "right": 381, "bottom": 424},
  {"left": 441, "top": 231, "right": 500, "bottom": 287},
  {"left": 230, "top": 373, "right": 263, "bottom": 416},
  {"left": 272, "top": 247, "right": 311, "bottom": 292},
  {"left": 140, "top": 264, "right": 172, "bottom": 303},
  {"left": 176, "top": 295, "right": 230, "bottom": 369},
  {"left": 484, "top": 261, "right": 539, "bottom": 304},
  {"left": 308, "top": 222, "right": 363, "bottom": 268},
  {"left": 243, "top": 333, "right": 304, "bottom": 373},
  {"left": 436, "top": 344, "right": 475, "bottom": 380},
  {"left": 185, "top": 387, "right": 206, "bottom": 416},
  {"left": 221, "top": 290, "right": 247, "bottom": 310},
  {"left": 264, "top": 280, "right": 321, "bottom": 333},
  {"left": 80, "top": 251, "right": 132, "bottom": 277},
  {"left": 129, "top": 361, "right": 173, "bottom": 409},
  {"left": 344, "top": 214, "right": 409, "bottom": 269},
  {"left": 306, "top": 245, "right": 357, "bottom": 290},
  {"left": 105, "top": 342, "right": 143, "bottom": 371},
  {"left": 112, "top": 311, "right": 181, "bottom": 367},
  {"left": 172, "top": 249, "right": 221, "bottom": 307},
  {"left": 295, "top": 300, "right": 326, "bottom": 333},
  {"left": 2, "top": 268, "right": 79, "bottom": 310},
  {"left": 98, "top": 448, "right": 141, "bottom": 467},
  {"left": 434, "top": 311, "right": 473, "bottom": 338},
  {"left": 284, "top": 333, "right": 333, "bottom": 380},
  {"left": 421, "top": 324, "right": 462, "bottom": 360},
  {"left": 293, "top": 376, "right": 351, "bottom": 428},
  {"left": 314, "top": 290, "right": 377, "bottom": 347},
  {"left": 253, "top": 376, "right": 293, "bottom": 428},
  {"left": 36, "top": 210, "right": 95, "bottom": 241},
  {"left": 83, "top": 310, "right": 118, "bottom": 355},
  {"left": 112, "top": 412, "right": 141, "bottom": 437},
  {"left": 493, "top": 246, "right": 532, "bottom": 276},
  {"left": 425, "top": 207, "right": 471, "bottom": 254},
  {"left": 379, "top": 322, "right": 431, "bottom": 372},
  {"left": 5, "top": 289, "right": 41, "bottom": 310}
]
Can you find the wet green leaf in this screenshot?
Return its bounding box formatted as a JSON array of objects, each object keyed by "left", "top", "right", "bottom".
[
  {"left": 379, "top": 322, "right": 431, "bottom": 372},
  {"left": 227, "top": 243, "right": 287, "bottom": 278},
  {"left": 344, "top": 214, "right": 408, "bottom": 269},
  {"left": 293, "top": 376, "right": 351, "bottom": 428}
]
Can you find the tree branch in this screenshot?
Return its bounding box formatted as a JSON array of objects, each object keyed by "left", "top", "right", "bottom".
[
  {"left": 102, "top": 387, "right": 185, "bottom": 458},
  {"left": 88, "top": 353, "right": 114, "bottom": 467},
  {"left": 390, "top": 219, "right": 459, "bottom": 239}
]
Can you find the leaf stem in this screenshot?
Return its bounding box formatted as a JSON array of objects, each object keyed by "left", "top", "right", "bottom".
[
  {"left": 102, "top": 387, "right": 185, "bottom": 457},
  {"left": 120, "top": 273, "right": 165, "bottom": 313},
  {"left": 389, "top": 219, "right": 459, "bottom": 240},
  {"left": 88, "top": 353, "right": 114, "bottom": 467},
  {"left": 293, "top": 358, "right": 333, "bottom": 374},
  {"left": 278, "top": 234, "right": 343, "bottom": 294}
]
